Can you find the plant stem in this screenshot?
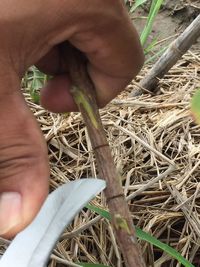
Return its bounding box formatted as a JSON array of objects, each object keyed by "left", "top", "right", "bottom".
[
  {"left": 130, "top": 14, "right": 200, "bottom": 96},
  {"left": 65, "top": 43, "right": 145, "bottom": 267}
]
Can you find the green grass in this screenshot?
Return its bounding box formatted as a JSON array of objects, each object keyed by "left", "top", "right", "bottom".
[
  {"left": 131, "top": 0, "right": 148, "bottom": 12},
  {"left": 127, "top": 0, "right": 165, "bottom": 56},
  {"left": 26, "top": 0, "right": 165, "bottom": 104},
  {"left": 139, "top": 0, "right": 164, "bottom": 46},
  {"left": 23, "top": 67, "right": 48, "bottom": 104},
  {"left": 191, "top": 89, "right": 200, "bottom": 125}
]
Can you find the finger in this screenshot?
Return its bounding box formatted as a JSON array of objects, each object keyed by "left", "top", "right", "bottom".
[
  {"left": 35, "top": 47, "right": 78, "bottom": 112},
  {"left": 69, "top": 2, "right": 144, "bottom": 99},
  {"left": 36, "top": 46, "right": 68, "bottom": 76},
  {"left": 40, "top": 74, "right": 77, "bottom": 112},
  {"left": 40, "top": 71, "right": 131, "bottom": 113},
  {"left": 0, "top": 85, "right": 49, "bottom": 238},
  {"left": 37, "top": 2, "right": 144, "bottom": 110}
]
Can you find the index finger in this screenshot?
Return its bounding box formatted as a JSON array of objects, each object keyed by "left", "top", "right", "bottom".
[
  {"left": 39, "top": 1, "right": 144, "bottom": 111},
  {"left": 69, "top": 1, "right": 144, "bottom": 105}
]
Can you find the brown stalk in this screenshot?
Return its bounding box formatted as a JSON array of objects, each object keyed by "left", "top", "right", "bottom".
[
  {"left": 64, "top": 43, "right": 145, "bottom": 267},
  {"left": 130, "top": 14, "right": 200, "bottom": 96}
]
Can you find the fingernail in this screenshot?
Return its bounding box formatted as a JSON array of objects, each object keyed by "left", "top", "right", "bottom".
[{"left": 0, "top": 192, "right": 22, "bottom": 235}]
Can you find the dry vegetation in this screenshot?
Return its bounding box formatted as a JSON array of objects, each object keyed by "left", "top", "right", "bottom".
[
  {"left": 19, "top": 50, "right": 199, "bottom": 266},
  {"left": 0, "top": 30, "right": 199, "bottom": 267},
  {"left": 0, "top": 1, "right": 199, "bottom": 266}
]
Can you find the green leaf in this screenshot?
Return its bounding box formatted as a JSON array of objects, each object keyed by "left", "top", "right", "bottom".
[
  {"left": 191, "top": 89, "right": 200, "bottom": 124},
  {"left": 130, "top": 0, "right": 148, "bottom": 12},
  {"left": 30, "top": 90, "right": 40, "bottom": 104},
  {"left": 135, "top": 228, "right": 194, "bottom": 267},
  {"left": 86, "top": 204, "right": 111, "bottom": 220},
  {"left": 145, "top": 46, "right": 167, "bottom": 64},
  {"left": 86, "top": 204, "right": 194, "bottom": 267},
  {"left": 140, "top": 0, "right": 164, "bottom": 46}
]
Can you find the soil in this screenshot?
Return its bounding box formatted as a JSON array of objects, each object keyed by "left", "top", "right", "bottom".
[{"left": 131, "top": 0, "right": 200, "bottom": 53}]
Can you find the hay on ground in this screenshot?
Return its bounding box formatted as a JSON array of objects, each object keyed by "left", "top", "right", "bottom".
[{"left": 0, "top": 49, "right": 200, "bottom": 266}]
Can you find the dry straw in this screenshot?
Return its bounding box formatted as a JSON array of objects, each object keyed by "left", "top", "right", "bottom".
[{"left": 1, "top": 49, "right": 200, "bottom": 266}]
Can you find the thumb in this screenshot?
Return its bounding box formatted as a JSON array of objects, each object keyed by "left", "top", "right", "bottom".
[{"left": 0, "top": 74, "right": 49, "bottom": 238}]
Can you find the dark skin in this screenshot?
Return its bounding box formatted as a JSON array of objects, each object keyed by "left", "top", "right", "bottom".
[{"left": 0, "top": 0, "right": 144, "bottom": 238}]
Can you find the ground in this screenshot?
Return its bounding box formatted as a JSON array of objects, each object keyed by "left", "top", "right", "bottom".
[
  {"left": 133, "top": 0, "right": 200, "bottom": 37},
  {"left": 0, "top": 1, "right": 200, "bottom": 266}
]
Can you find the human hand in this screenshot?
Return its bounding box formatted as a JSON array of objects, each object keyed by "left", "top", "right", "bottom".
[{"left": 0, "top": 0, "right": 144, "bottom": 238}]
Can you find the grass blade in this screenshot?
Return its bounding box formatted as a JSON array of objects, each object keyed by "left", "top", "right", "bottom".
[
  {"left": 86, "top": 204, "right": 194, "bottom": 267},
  {"left": 130, "top": 0, "right": 148, "bottom": 13},
  {"left": 191, "top": 89, "right": 200, "bottom": 124},
  {"left": 140, "top": 0, "right": 164, "bottom": 46}
]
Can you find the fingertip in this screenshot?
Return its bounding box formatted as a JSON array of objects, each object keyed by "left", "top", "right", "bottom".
[
  {"left": 87, "top": 64, "right": 131, "bottom": 108},
  {"left": 40, "top": 75, "right": 78, "bottom": 113},
  {"left": 1, "top": 182, "right": 49, "bottom": 239},
  {"left": 0, "top": 192, "right": 22, "bottom": 238}
]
